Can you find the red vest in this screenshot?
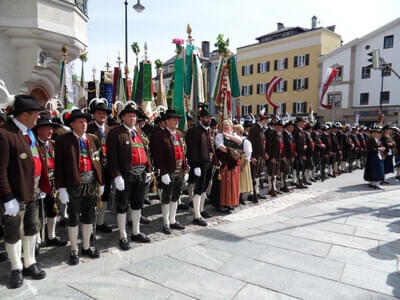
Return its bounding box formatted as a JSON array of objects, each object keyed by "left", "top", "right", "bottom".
[
  {"left": 26, "top": 134, "right": 42, "bottom": 178},
  {"left": 131, "top": 132, "right": 147, "bottom": 166},
  {"left": 172, "top": 134, "right": 184, "bottom": 161}
]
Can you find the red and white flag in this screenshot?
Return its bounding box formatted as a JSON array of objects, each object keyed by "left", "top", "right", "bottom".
[
  {"left": 319, "top": 68, "right": 338, "bottom": 109},
  {"left": 266, "top": 76, "right": 282, "bottom": 110}
]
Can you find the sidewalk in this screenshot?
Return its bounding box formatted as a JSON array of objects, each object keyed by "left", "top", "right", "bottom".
[{"left": 2, "top": 176, "right": 400, "bottom": 299}]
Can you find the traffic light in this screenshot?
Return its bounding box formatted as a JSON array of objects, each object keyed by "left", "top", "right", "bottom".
[{"left": 367, "top": 49, "right": 380, "bottom": 69}]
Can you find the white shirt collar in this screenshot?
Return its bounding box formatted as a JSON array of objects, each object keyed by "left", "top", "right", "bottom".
[
  {"left": 166, "top": 127, "right": 176, "bottom": 135},
  {"left": 95, "top": 121, "right": 105, "bottom": 131},
  {"left": 123, "top": 123, "right": 136, "bottom": 132},
  {"left": 200, "top": 123, "right": 209, "bottom": 132},
  {"left": 12, "top": 118, "right": 28, "bottom": 135},
  {"left": 72, "top": 131, "right": 86, "bottom": 140},
  {"left": 37, "top": 137, "right": 49, "bottom": 145}
]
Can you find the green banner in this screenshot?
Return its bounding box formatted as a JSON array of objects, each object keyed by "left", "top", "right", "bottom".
[
  {"left": 143, "top": 62, "right": 152, "bottom": 102},
  {"left": 228, "top": 56, "right": 241, "bottom": 98},
  {"left": 173, "top": 57, "right": 187, "bottom": 131},
  {"left": 184, "top": 45, "right": 194, "bottom": 97},
  {"left": 131, "top": 65, "right": 139, "bottom": 101}
]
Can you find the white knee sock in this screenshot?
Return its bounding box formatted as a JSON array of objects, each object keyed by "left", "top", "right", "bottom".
[
  {"left": 131, "top": 209, "right": 141, "bottom": 235},
  {"left": 255, "top": 178, "right": 260, "bottom": 194},
  {"left": 127, "top": 207, "right": 132, "bottom": 222},
  {"left": 157, "top": 188, "right": 163, "bottom": 201},
  {"left": 47, "top": 217, "right": 57, "bottom": 240},
  {"left": 169, "top": 201, "right": 178, "bottom": 225},
  {"left": 97, "top": 202, "right": 107, "bottom": 226},
  {"left": 200, "top": 192, "right": 207, "bottom": 212},
  {"left": 68, "top": 226, "right": 79, "bottom": 252},
  {"left": 36, "top": 232, "right": 41, "bottom": 245},
  {"left": 293, "top": 170, "right": 298, "bottom": 184},
  {"left": 117, "top": 213, "right": 127, "bottom": 240},
  {"left": 161, "top": 204, "right": 170, "bottom": 226},
  {"left": 267, "top": 176, "right": 272, "bottom": 190},
  {"left": 192, "top": 194, "right": 201, "bottom": 219},
  {"left": 5, "top": 240, "right": 23, "bottom": 270},
  {"left": 22, "top": 235, "right": 36, "bottom": 268},
  {"left": 81, "top": 224, "right": 93, "bottom": 250},
  {"left": 397, "top": 167, "right": 400, "bottom": 177}
]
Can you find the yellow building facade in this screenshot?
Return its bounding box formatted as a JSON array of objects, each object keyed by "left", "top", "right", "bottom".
[{"left": 237, "top": 24, "right": 342, "bottom": 118}]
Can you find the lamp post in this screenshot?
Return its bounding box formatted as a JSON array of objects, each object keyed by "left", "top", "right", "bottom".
[{"left": 124, "top": 0, "right": 145, "bottom": 97}]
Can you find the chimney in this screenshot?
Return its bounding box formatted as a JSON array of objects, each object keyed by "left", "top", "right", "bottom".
[
  {"left": 312, "top": 16, "right": 317, "bottom": 29},
  {"left": 201, "top": 41, "right": 210, "bottom": 58},
  {"left": 277, "top": 22, "right": 284, "bottom": 30}
]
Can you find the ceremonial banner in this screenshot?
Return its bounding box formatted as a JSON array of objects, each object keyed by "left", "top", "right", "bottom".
[
  {"left": 319, "top": 68, "right": 338, "bottom": 109},
  {"left": 228, "top": 56, "right": 240, "bottom": 98},
  {"left": 184, "top": 45, "right": 195, "bottom": 97},
  {"left": 131, "top": 65, "right": 139, "bottom": 101},
  {"left": 266, "top": 76, "right": 282, "bottom": 110},
  {"left": 173, "top": 57, "right": 187, "bottom": 131},
  {"left": 189, "top": 52, "right": 205, "bottom": 117},
  {"left": 211, "top": 57, "right": 224, "bottom": 102},
  {"left": 143, "top": 62, "right": 152, "bottom": 102},
  {"left": 134, "top": 62, "right": 144, "bottom": 105},
  {"left": 112, "top": 67, "right": 119, "bottom": 104},
  {"left": 156, "top": 69, "right": 167, "bottom": 107}
]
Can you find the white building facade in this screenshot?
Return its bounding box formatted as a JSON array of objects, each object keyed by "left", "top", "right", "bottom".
[
  {"left": 320, "top": 17, "right": 400, "bottom": 125},
  {"left": 0, "top": 0, "right": 88, "bottom": 106}
]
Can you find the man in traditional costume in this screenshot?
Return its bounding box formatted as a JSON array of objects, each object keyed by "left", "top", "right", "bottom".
[
  {"left": 106, "top": 104, "right": 152, "bottom": 250},
  {"left": 152, "top": 110, "right": 188, "bottom": 231},
  {"left": 87, "top": 100, "right": 113, "bottom": 234},
  {"left": 185, "top": 108, "right": 216, "bottom": 226},
  {"left": 293, "top": 117, "right": 307, "bottom": 188},
  {"left": 364, "top": 127, "right": 385, "bottom": 189},
  {"left": 55, "top": 109, "right": 104, "bottom": 265},
  {"left": 33, "top": 113, "right": 67, "bottom": 249},
  {"left": 0, "top": 95, "right": 46, "bottom": 288}
]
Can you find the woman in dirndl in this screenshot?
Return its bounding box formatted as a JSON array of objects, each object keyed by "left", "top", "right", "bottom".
[
  {"left": 215, "top": 119, "right": 242, "bottom": 211},
  {"left": 234, "top": 124, "right": 253, "bottom": 204},
  {"left": 364, "top": 127, "right": 385, "bottom": 190}
]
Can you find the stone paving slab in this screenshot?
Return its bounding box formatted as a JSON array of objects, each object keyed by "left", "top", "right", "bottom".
[
  {"left": 122, "top": 255, "right": 245, "bottom": 300},
  {"left": 327, "top": 245, "right": 398, "bottom": 273},
  {"left": 247, "top": 231, "right": 332, "bottom": 257},
  {"left": 70, "top": 269, "right": 194, "bottom": 300},
  {"left": 341, "top": 264, "right": 400, "bottom": 297},
  {"left": 256, "top": 245, "right": 345, "bottom": 281},
  {"left": 25, "top": 287, "right": 92, "bottom": 300},
  {"left": 287, "top": 227, "right": 379, "bottom": 251},
  {"left": 232, "top": 284, "right": 298, "bottom": 300}
]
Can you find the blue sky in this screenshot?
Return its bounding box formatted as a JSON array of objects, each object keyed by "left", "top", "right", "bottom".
[{"left": 82, "top": 0, "right": 400, "bottom": 80}]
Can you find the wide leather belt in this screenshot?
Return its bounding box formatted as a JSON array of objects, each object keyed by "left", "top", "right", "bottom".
[
  {"left": 80, "top": 171, "right": 95, "bottom": 184},
  {"left": 130, "top": 165, "right": 146, "bottom": 176}
]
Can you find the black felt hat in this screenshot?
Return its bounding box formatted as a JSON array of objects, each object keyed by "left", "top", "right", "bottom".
[
  {"left": 64, "top": 109, "right": 91, "bottom": 125},
  {"left": 164, "top": 109, "right": 182, "bottom": 120},
  {"left": 12, "top": 95, "right": 43, "bottom": 115}
]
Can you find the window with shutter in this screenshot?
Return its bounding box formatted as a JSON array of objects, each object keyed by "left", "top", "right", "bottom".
[
  {"left": 293, "top": 103, "right": 297, "bottom": 114},
  {"left": 303, "top": 102, "right": 307, "bottom": 114},
  {"left": 266, "top": 61, "right": 270, "bottom": 72},
  {"left": 304, "top": 78, "right": 309, "bottom": 89},
  {"left": 250, "top": 85, "right": 253, "bottom": 95},
  {"left": 282, "top": 103, "right": 286, "bottom": 114},
  {"left": 274, "top": 60, "right": 277, "bottom": 71},
  {"left": 256, "top": 84, "right": 260, "bottom": 94},
  {"left": 241, "top": 86, "right": 244, "bottom": 96},
  {"left": 305, "top": 54, "right": 310, "bottom": 66},
  {"left": 284, "top": 81, "right": 287, "bottom": 92},
  {"left": 294, "top": 56, "right": 298, "bottom": 68},
  {"left": 242, "top": 66, "right": 245, "bottom": 76},
  {"left": 285, "top": 58, "right": 288, "bottom": 69},
  {"left": 250, "top": 64, "right": 253, "bottom": 74},
  {"left": 293, "top": 79, "right": 297, "bottom": 91},
  {"left": 241, "top": 106, "right": 245, "bottom": 116},
  {"left": 249, "top": 105, "right": 253, "bottom": 114},
  {"left": 257, "top": 63, "right": 260, "bottom": 73}
]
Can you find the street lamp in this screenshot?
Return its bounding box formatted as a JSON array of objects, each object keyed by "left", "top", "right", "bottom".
[{"left": 124, "top": 0, "right": 145, "bottom": 97}]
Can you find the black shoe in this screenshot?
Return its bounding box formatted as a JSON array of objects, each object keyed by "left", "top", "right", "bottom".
[
  {"left": 119, "top": 238, "right": 131, "bottom": 251},
  {"left": 0, "top": 250, "right": 8, "bottom": 263},
  {"left": 193, "top": 218, "right": 207, "bottom": 227},
  {"left": 35, "top": 243, "right": 40, "bottom": 257},
  {"left": 304, "top": 181, "right": 312, "bottom": 185},
  {"left": 375, "top": 185, "right": 385, "bottom": 190},
  {"left": 201, "top": 211, "right": 212, "bottom": 219},
  {"left": 140, "top": 216, "right": 151, "bottom": 224},
  {"left": 163, "top": 225, "right": 171, "bottom": 235},
  {"left": 268, "top": 190, "right": 277, "bottom": 197},
  {"left": 380, "top": 181, "right": 390, "bottom": 185},
  {"left": 9, "top": 270, "right": 23, "bottom": 289},
  {"left": 281, "top": 186, "right": 290, "bottom": 193},
  {"left": 69, "top": 250, "right": 79, "bottom": 265},
  {"left": 131, "top": 233, "right": 151, "bottom": 243},
  {"left": 96, "top": 223, "right": 112, "bottom": 233},
  {"left": 178, "top": 203, "right": 190, "bottom": 210},
  {"left": 170, "top": 222, "right": 185, "bottom": 230},
  {"left": 81, "top": 246, "right": 100, "bottom": 258},
  {"left": 248, "top": 195, "right": 259, "bottom": 203},
  {"left": 310, "top": 178, "right": 317, "bottom": 182},
  {"left": 23, "top": 263, "right": 46, "bottom": 280},
  {"left": 144, "top": 198, "right": 152, "bottom": 205},
  {"left": 46, "top": 237, "right": 68, "bottom": 247},
  {"left": 257, "top": 193, "right": 266, "bottom": 199}
]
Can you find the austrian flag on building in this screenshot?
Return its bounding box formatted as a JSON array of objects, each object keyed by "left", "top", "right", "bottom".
[
  {"left": 319, "top": 68, "right": 338, "bottom": 109},
  {"left": 266, "top": 76, "right": 282, "bottom": 110}
]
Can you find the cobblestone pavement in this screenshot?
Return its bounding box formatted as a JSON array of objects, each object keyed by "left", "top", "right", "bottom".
[{"left": 1, "top": 169, "right": 400, "bottom": 299}]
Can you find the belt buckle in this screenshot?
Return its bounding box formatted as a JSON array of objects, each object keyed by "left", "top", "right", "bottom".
[
  {"left": 81, "top": 171, "right": 95, "bottom": 184},
  {"left": 131, "top": 165, "right": 145, "bottom": 176}
]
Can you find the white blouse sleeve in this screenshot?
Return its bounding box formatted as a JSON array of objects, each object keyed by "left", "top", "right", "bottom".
[
  {"left": 243, "top": 139, "right": 252, "bottom": 161},
  {"left": 215, "top": 133, "right": 224, "bottom": 149}
]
